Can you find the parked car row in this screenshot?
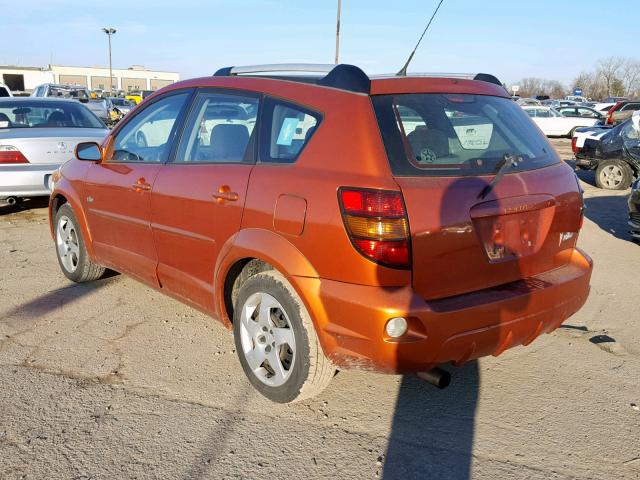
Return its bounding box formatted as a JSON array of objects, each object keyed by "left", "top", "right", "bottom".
[{"left": 30, "top": 83, "right": 137, "bottom": 126}]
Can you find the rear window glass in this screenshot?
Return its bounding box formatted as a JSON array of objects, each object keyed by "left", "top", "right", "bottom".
[
  {"left": 0, "top": 100, "right": 105, "bottom": 129},
  {"left": 259, "top": 98, "right": 320, "bottom": 163},
  {"left": 373, "top": 94, "right": 558, "bottom": 177}
]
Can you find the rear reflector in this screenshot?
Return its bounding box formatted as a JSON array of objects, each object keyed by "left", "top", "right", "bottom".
[
  {"left": 353, "top": 239, "right": 410, "bottom": 266},
  {"left": 339, "top": 188, "right": 410, "bottom": 268},
  {"left": 0, "top": 145, "right": 29, "bottom": 164}
]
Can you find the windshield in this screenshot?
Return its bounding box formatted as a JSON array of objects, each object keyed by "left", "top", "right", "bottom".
[
  {"left": 373, "top": 94, "right": 558, "bottom": 177},
  {"left": 0, "top": 100, "right": 105, "bottom": 129}
]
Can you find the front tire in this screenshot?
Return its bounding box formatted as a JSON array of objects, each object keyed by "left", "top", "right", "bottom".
[
  {"left": 54, "top": 203, "right": 105, "bottom": 282},
  {"left": 595, "top": 159, "right": 633, "bottom": 190},
  {"left": 233, "top": 271, "right": 335, "bottom": 403}
]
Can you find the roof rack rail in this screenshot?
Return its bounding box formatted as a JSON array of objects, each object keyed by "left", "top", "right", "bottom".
[
  {"left": 372, "top": 72, "right": 504, "bottom": 87},
  {"left": 213, "top": 63, "right": 371, "bottom": 94}
]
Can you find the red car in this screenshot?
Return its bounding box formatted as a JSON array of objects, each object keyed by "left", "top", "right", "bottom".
[{"left": 49, "top": 64, "right": 592, "bottom": 403}]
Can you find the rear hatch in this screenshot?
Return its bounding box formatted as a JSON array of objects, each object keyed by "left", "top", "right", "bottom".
[{"left": 372, "top": 92, "right": 583, "bottom": 300}]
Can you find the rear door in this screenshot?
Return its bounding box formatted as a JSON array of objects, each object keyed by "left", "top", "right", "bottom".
[
  {"left": 373, "top": 93, "right": 583, "bottom": 300},
  {"left": 150, "top": 89, "right": 259, "bottom": 312},
  {"left": 84, "top": 91, "right": 191, "bottom": 286}
]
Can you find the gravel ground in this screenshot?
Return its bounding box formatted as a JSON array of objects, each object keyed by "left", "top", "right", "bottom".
[{"left": 1, "top": 138, "right": 639, "bottom": 480}]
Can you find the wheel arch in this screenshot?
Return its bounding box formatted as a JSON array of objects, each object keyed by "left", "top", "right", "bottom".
[
  {"left": 49, "top": 187, "right": 96, "bottom": 259},
  {"left": 214, "top": 228, "right": 319, "bottom": 327}
]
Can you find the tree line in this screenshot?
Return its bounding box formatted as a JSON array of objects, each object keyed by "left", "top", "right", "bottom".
[{"left": 512, "top": 56, "right": 640, "bottom": 100}]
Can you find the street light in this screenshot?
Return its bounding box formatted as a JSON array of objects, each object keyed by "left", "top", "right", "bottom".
[
  {"left": 102, "top": 27, "right": 116, "bottom": 93},
  {"left": 335, "top": 0, "right": 341, "bottom": 64}
]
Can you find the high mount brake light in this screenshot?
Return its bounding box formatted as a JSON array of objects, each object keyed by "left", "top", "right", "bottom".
[
  {"left": 0, "top": 145, "right": 29, "bottom": 164},
  {"left": 339, "top": 188, "right": 410, "bottom": 268}
]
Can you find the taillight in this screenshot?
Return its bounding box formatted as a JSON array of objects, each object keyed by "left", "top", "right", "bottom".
[
  {"left": 571, "top": 136, "right": 579, "bottom": 154},
  {"left": 0, "top": 145, "right": 29, "bottom": 164},
  {"left": 338, "top": 188, "right": 410, "bottom": 268}
]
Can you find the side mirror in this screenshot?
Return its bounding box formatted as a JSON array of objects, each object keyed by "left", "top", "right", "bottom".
[
  {"left": 75, "top": 142, "right": 102, "bottom": 162},
  {"left": 632, "top": 110, "right": 640, "bottom": 133}
]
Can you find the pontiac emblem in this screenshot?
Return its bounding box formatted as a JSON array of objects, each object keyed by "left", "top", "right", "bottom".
[{"left": 57, "top": 141, "right": 67, "bottom": 150}]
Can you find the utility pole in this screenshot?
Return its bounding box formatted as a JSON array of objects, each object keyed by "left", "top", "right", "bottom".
[
  {"left": 102, "top": 27, "right": 117, "bottom": 93},
  {"left": 335, "top": 0, "right": 341, "bottom": 64}
]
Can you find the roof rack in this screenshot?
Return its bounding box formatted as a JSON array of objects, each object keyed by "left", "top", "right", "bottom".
[
  {"left": 214, "top": 63, "right": 371, "bottom": 94},
  {"left": 212, "top": 63, "right": 503, "bottom": 93},
  {"left": 371, "top": 72, "right": 504, "bottom": 87}
]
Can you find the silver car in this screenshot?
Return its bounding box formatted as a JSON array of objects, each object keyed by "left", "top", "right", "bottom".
[{"left": 0, "top": 98, "right": 108, "bottom": 205}]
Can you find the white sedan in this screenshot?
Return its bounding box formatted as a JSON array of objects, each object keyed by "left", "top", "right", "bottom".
[{"left": 522, "top": 106, "right": 600, "bottom": 137}]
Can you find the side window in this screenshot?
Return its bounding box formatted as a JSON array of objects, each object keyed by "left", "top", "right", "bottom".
[
  {"left": 260, "top": 98, "right": 320, "bottom": 163},
  {"left": 622, "top": 122, "right": 640, "bottom": 141},
  {"left": 108, "top": 92, "right": 189, "bottom": 163},
  {"left": 525, "top": 109, "right": 536, "bottom": 118},
  {"left": 175, "top": 91, "right": 258, "bottom": 163}
]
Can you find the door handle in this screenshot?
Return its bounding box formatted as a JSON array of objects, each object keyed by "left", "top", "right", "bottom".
[
  {"left": 212, "top": 185, "right": 239, "bottom": 203},
  {"left": 132, "top": 178, "right": 152, "bottom": 192}
]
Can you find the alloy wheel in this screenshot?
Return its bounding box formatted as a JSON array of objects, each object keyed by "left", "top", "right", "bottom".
[
  {"left": 238, "top": 292, "right": 296, "bottom": 387},
  {"left": 599, "top": 164, "right": 624, "bottom": 189},
  {"left": 56, "top": 215, "right": 80, "bottom": 272}
]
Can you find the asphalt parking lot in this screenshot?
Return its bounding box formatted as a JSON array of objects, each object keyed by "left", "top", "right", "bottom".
[{"left": 1, "top": 138, "right": 639, "bottom": 480}]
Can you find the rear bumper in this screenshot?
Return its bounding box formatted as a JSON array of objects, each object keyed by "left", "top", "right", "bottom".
[
  {"left": 574, "top": 156, "right": 598, "bottom": 170},
  {"left": 0, "top": 164, "right": 60, "bottom": 199},
  {"left": 297, "top": 247, "right": 592, "bottom": 373}
]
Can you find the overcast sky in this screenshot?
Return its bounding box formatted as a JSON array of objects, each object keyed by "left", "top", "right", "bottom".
[{"left": 2, "top": 0, "right": 638, "bottom": 86}]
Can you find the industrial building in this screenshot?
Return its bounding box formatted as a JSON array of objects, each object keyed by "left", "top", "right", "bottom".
[{"left": 0, "top": 64, "right": 180, "bottom": 94}]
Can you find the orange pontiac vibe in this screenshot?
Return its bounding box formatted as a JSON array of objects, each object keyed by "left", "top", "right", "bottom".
[{"left": 49, "top": 64, "right": 592, "bottom": 403}]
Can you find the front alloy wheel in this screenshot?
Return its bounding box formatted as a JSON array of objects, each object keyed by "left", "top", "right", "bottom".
[
  {"left": 56, "top": 215, "right": 80, "bottom": 273},
  {"left": 54, "top": 203, "right": 105, "bottom": 283}
]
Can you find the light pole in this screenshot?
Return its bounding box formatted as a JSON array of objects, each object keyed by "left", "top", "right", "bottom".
[
  {"left": 335, "top": 0, "right": 341, "bottom": 64},
  {"left": 102, "top": 27, "right": 116, "bottom": 93}
]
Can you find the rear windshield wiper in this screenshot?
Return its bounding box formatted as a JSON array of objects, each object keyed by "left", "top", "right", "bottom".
[{"left": 478, "top": 153, "right": 522, "bottom": 200}]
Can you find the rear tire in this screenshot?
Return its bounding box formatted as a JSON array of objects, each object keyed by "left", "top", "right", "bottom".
[
  {"left": 54, "top": 203, "right": 105, "bottom": 283},
  {"left": 233, "top": 270, "right": 335, "bottom": 403},
  {"left": 595, "top": 159, "right": 633, "bottom": 190}
]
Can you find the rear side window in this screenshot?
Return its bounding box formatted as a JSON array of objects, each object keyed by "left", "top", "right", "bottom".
[
  {"left": 622, "top": 103, "right": 640, "bottom": 111},
  {"left": 373, "top": 94, "right": 558, "bottom": 177},
  {"left": 259, "top": 98, "right": 320, "bottom": 163}
]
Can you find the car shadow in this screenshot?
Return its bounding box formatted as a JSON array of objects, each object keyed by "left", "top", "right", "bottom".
[
  {"left": 583, "top": 194, "right": 634, "bottom": 241},
  {"left": 383, "top": 362, "right": 479, "bottom": 479},
  {"left": 1, "top": 276, "right": 118, "bottom": 323},
  {"left": 381, "top": 173, "right": 534, "bottom": 479},
  {"left": 0, "top": 197, "right": 50, "bottom": 216}
]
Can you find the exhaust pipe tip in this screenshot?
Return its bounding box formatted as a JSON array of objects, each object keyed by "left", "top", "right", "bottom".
[
  {"left": 417, "top": 367, "right": 451, "bottom": 389},
  {"left": 5, "top": 197, "right": 17, "bottom": 206}
]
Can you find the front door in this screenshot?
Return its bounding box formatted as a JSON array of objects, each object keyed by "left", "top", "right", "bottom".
[
  {"left": 150, "top": 90, "right": 259, "bottom": 311},
  {"left": 84, "top": 91, "right": 191, "bottom": 286}
]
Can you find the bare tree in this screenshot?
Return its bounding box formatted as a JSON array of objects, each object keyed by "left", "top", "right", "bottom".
[
  {"left": 596, "top": 56, "right": 625, "bottom": 97},
  {"left": 517, "top": 77, "right": 545, "bottom": 98},
  {"left": 544, "top": 80, "right": 566, "bottom": 99},
  {"left": 621, "top": 59, "right": 640, "bottom": 98},
  {"left": 573, "top": 71, "right": 606, "bottom": 100}
]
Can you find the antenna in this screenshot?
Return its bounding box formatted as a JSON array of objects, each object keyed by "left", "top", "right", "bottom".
[{"left": 397, "top": 0, "right": 446, "bottom": 76}]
